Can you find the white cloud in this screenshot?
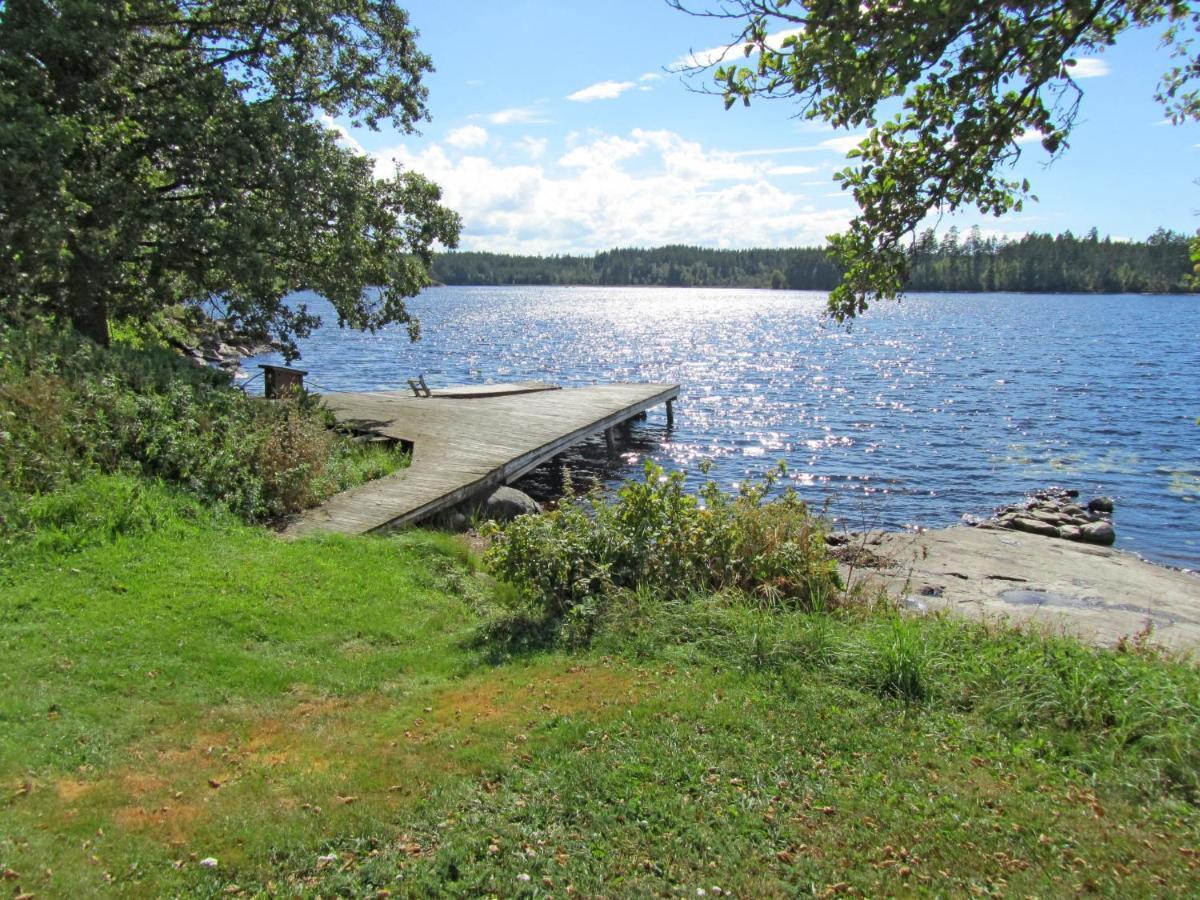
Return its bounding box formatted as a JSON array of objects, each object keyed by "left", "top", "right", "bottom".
[
  {"left": 671, "top": 42, "right": 732, "bottom": 71},
  {"left": 559, "top": 129, "right": 762, "bottom": 183},
  {"left": 1014, "top": 129, "right": 1047, "bottom": 145},
  {"left": 559, "top": 134, "right": 645, "bottom": 169},
  {"left": 727, "top": 133, "right": 875, "bottom": 157},
  {"left": 639, "top": 72, "right": 664, "bottom": 83},
  {"left": 730, "top": 145, "right": 818, "bottom": 158},
  {"left": 319, "top": 114, "right": 365, "bottom": 156},
  {"left": 372, "top": 128, "right": 852, "bottom": 255},
  {"left": 641, "top": 129, "right": 761, "bottom": 181},
  {"left": 670, "top": 27, "right": 803, "bottom": 72},
  {"left": 818, "top": 134, "right": 868, "bottom": 154},
  {"left": 484, "top": 105, "right": 551, "bottom": 126},
  {"left": 769, "top": 164, "right": 819, "bottom": 176},
  {"left": 515, "top": 136, "right": 547, "bottom": 159},
  {"left": 567, "top": 80, "right": 638, "bottom": 102},
  {"left": 445, "top": 124, "right": 488, "bottom": 149},
  {"left": 1070, "top": 57, "right": 1109, "bottom": 79}
]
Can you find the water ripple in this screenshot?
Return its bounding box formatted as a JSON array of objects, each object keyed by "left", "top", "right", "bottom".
[{"left": 252, "top": 286, "right": 1200, "bottom": 568}]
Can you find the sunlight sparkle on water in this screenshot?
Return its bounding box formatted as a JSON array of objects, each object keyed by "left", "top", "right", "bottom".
[{"left": 251, "top": 286, "right": 1200, "bottom": 568}]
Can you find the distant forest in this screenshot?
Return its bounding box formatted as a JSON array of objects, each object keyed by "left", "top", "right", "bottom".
[{"left": 432, "top": 227, "right": 1196, "bottom": 294}]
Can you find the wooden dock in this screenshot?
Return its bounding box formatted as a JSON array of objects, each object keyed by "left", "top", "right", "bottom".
[{"left": 283, "top": 382, "right": 679, "bottom": 536}]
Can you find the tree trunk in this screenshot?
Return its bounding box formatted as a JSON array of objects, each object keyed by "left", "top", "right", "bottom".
[
  {"left": 65, "top": 232, "right": 110, "bottom": 347},
  {"left": 68, "top": 295, "right": 110, "bottom": 348}
]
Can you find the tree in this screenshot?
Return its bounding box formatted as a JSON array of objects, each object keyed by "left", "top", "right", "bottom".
[
  {"left": 0, "top": 1, "right": 461, "bottom": 356},
  {"left": 670, "top": 0, "right": 1200, "bottom": 320}
]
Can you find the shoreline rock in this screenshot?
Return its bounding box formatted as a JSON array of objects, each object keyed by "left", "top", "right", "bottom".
[
  {"left": 821, "top": 488, "right": 1199, "bottom": 652},
  {"left": 836, "top": 525, "right": 1200, "bottom": 653},
  {"left": 171, "top": 317, "right": 277, "bottom": 372},
  {"left": 977, "top": 487, "right": 1117, "bottom": 546},
  {"left": 431, "top": 485, "right": 542, "bottom": 532}
]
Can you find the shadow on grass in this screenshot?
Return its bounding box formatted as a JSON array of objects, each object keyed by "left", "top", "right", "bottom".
[{"left": 467, "top": 608, "right": 561, "bottom": 663}]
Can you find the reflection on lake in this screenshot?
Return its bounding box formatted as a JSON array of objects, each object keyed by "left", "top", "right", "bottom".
[{"left": 250, "top": 286, "right": 1199, "bottom": 568}]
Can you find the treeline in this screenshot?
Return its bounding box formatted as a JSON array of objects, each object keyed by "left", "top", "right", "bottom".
[
  {"left": 433, "top": 245, "right": 839, "bottom": 290},
  {"left": 432, "top": 228, "right": 1195, "bottom": 293}
]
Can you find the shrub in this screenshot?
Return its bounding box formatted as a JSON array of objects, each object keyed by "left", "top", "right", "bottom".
[
  {"left": 0, "top": 323, "right": 407, "bottom": 527},
  {"left": 483, "top": 461, "right": 840, "bottom": 641}
]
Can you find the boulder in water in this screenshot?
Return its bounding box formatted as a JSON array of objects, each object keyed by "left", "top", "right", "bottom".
[{"left": 482, "top": 486, "right": 541, "bottom": 522}]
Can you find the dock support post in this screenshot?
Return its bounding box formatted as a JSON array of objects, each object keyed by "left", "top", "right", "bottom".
[
  {"left": 605, "top": 427, "right": 616, "bottom": 455},
  {"left": 666, "top": 399, "right": 675, "bottom": 428}
]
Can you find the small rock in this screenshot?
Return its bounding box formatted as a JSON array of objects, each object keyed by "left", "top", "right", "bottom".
[
  {"left": 1009, "top": 517, "right": 1060, "bottom": 538},
  {"left": 1029, "top": 510, "right": 1064, "bottom": 526},
  {"left": 1058, "top": 524, "right": 1083, "bottom": 541},
  {"left": 1062, "top": 504, "right": 1087, "bottom": 517},
  {"left": 482, "top": 486, "right": 541, "bottom": 521},
  {"left": 902, "top": 596, "right": 929, "bottom": 613},
  {"left": 1080, "top": 521, "right": 1116, "bottom": 546},
  {"left": 1088, "top": 496, "right": 1115, "bottom": 514},
  {"left": 434, "top": 511, "right": 470, "bottom": 533},
  {"left": 199, "top": 857, "right": 219, "bottom": 869}
]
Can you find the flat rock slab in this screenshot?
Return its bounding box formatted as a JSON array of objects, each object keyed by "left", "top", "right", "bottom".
[{"left": 842, "top": 526, "right": 1200, "bottom": 654}]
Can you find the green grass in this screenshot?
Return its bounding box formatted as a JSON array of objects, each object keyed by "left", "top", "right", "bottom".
[{"left": 1, "top": 476, "right": 1199, "bottom": 897}]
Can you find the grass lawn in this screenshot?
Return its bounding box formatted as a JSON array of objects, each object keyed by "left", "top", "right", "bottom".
[{"left": 1, "top": 483, "right": 1198, "bottom": 897}]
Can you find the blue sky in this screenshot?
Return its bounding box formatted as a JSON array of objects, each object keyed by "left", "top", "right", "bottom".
[{"left": 333, "top": 1, "right": 1200, "bottom": 254}]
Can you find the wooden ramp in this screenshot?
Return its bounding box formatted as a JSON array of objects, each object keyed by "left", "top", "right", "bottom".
[{"left": 284, "top": 382, "right": 679, "bottom": 536}]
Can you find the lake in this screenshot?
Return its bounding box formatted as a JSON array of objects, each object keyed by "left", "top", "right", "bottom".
[{"left": 249, "top": 287, "right": 1199, "bottom": 569}]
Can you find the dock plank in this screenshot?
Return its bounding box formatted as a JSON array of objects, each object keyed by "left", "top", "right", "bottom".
[{"left": 283, "top": 383, "right": 678, "bottom": 536}]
